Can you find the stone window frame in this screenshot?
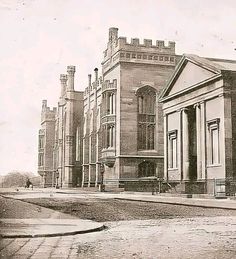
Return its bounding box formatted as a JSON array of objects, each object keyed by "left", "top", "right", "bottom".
[
  {"left": 76, "top": 127, "right": 81, "bottom": 161},
  {"left": 106, "top": 123, "right": 115, "bottom": 148},
  {"left": 207, "top": 118, "right": 220, "bottom": 166},
  {"left": 136, "top": 85, "right": 156, "bottom": 151},
  {"left": 38, "top": 153, "right": 44, "bottom": 166},
  {"left": 38, "top": 135, "right": 44, "bottom": 149},
  {"left": 168, "top": 130, "right": 178, "bottom": 169}
]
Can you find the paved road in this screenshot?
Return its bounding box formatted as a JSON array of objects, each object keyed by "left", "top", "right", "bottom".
[{"left": 1, "top": 190, "right": 236, "bottom": 258}]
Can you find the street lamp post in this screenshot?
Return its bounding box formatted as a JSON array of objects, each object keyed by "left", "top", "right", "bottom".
[
  {"left": 55, "top": 170, "right": 59, "bottom": 189},
  {"left": 100, "top": 163, "right": 105, "bottom": 192}
]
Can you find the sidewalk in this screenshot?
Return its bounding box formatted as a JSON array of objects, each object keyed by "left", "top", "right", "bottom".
[
  {"left": 114, "top": 193, "right": 236, "bottom": 210},
  {"left": 51, "top": 188, "right": 236, "bottom": 210},
  {"left": 0, "top": 218, "right": 105, "bottom": 238},
  {"left": 0, "top": 193, "right": 105, "bottom": 239}
]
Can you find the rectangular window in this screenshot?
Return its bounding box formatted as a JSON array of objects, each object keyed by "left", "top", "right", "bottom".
[
  {"left": 106, "top": 125, "right": 115, "bottom": 148},
  {"left": 168, "top": 130, "right": 177, "bottom": 169},
  {"left": 137, "top": 89, "right": 156, "bottom": 150},
  {"left": 207, "top": 119, "right": 220, "bottom": 165},
  {"left": 76, "top": 127, "right": 80, "bottom": 161},
  {"left": 39, "top": 136, "right": 44, "bottom": 149},
  {"left": 38, "top": 153, "right": 44, "bottom": 166}
]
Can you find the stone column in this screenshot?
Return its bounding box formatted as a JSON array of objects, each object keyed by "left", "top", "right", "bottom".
[
  {"left": 82, "top": 137, "right": 86, "bottom": 187},
  {"left": 195, "top": 103, "right": 202, "bottom": 180},
  {"left": 163, "top": 114, "right": 168, "bottom": 181},
  {"left": 58, "top": 75, "right": 67, "bottom": 186},
  {"left": 182, "top": 108, "right": 189, "bottom": 180},
  {"left": 88, "top": 134, "right": 92, "bottom": 187},
  {"left": 177, "top": 110, "right": 182, "bottom": 180},
  {"left": 200, "top": 101, "right": 206, "bottom": 179},
  {"left": 64, "top": 66, "right": 76, "bottom": 187}
]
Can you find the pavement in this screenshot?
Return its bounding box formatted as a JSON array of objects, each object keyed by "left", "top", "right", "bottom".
[
  {"left": 0, "top": 190, "right": 105, "bottom": 239},
  {"left": 0, "top": 218, "right": 105, "bottom": 238},
  {"left": 1, "top": 187, "right": 236, "bottom": 239}
]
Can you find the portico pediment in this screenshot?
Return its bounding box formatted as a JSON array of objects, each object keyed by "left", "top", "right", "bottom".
[{"left": 159, "top": 55, "right": 222, "bottom": 101}]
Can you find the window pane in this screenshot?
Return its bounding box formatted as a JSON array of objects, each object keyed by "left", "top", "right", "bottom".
[
  {"left": 172, "top": 138, "right": 177, "bottom": 168},
  {"left": 212, "top": 128, "right": 219, "bottom": 164},
  {"left": 137, "top": 87, "right": 156, "bottom": 150}
]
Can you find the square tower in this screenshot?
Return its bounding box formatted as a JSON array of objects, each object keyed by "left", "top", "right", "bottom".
[{"left": 100, "top": 28, "right": 178, "bottom": 190}]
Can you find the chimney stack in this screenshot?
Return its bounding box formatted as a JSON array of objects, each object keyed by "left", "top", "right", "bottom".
[
  {"left": 67, "top": 65, "right": 76, "bottom": 91},
  {"left": 94, "top": 68, "right": 98, "bottom": 82},
  {"left": 60, "top": 74, "right": 67, "bottom": 97},
  {"left": 88, "top": 74, "right": 92, "bottom": 87}
]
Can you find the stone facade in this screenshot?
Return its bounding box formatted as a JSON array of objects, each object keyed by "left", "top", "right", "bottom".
[
  {"left": 100, "top": 28, "right": 178, "bottom": 188},
  {"left": 38, "top": 28, "right": 179, "bottom": 190},
  {"left": 159, "top": 54, "right": 236, "bottom": 195},
  {"left": 53, "top": 66, "right": 84, "bottom": 188},
  {"left": 38, "top": 100, "right": 56, "bottom": 187},
  {"left": 38, "top": 66, "right": 84, "bottom": 188}
]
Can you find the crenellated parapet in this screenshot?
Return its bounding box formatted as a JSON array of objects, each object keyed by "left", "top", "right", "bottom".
[
  {"left": 101, "top": 79, "right": 117, "bottom": 93},
  {"left": 41, "top": 100, "right": 57, "bottom": 124},
  {"left": 102, "top": 27, "right": 176, "bottom": 74}
]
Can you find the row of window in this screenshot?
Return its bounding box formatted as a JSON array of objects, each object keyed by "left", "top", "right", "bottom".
[{"left": 102, "top": 86, "right": 157, "bottom": 151}]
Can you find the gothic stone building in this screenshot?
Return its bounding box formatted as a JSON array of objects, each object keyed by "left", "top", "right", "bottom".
[
  {"left": 159, "top": 54, "right": 236, "bottom": 195},
  {"left": 84, "top": 28, "right": 178, "bottom": 189},
  {"left": 39, "top": 28, "right": 179, "bottom": 190},
  {"left": 38, "top": 66, "right": 84, "bottom": 188},
  {"left": 38, "top": 100, "right": 56, "bottom": 187}
]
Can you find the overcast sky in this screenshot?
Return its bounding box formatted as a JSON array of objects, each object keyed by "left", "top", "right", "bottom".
[{"left": 0, "top": 0, "right": 235, "bottom": 175}]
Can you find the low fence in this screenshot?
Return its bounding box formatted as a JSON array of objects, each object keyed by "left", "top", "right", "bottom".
[{"left": 121, "top": 178, "right": 236, "bottom": 196}]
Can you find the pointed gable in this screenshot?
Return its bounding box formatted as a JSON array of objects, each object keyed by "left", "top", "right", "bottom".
[
  {"left": 168, "top": 61, "right": 216, "bottom": 95},
  {"left": 160, "top": 54, "right": 222, "bottom": 101}
]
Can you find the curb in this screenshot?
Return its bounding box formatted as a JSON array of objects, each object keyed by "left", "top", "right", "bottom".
[
  {"left": 114, "top": 197, "right": 236, "bottom": 210},
  {"left": 0, "top": 224, "right": 107, "bottom": 239}
]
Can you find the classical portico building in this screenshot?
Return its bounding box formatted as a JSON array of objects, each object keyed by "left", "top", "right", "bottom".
[{"left": 160, "top": 54, "right": 236, "bottom": 195}]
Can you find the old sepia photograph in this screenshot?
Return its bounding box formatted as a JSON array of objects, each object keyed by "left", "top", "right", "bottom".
[{"left": 0, "top": 0, "right": 236, "bottom": 258}]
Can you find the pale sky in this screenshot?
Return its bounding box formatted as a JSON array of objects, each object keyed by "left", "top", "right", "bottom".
[{"left": 0, "top": 0, "right": 235, "bottom": 175}]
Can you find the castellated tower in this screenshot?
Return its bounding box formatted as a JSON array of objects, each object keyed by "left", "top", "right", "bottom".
[
  {"left": 38, "top": 100, "right": 57, "bottom": 187},
  {"left": 53, "top": 66, "right": 84, "bottom": 188},
  {"left": 98, "top": 27, "right": 178, "bottom": 190}
]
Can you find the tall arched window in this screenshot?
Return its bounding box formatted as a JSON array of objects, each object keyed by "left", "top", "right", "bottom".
[
  {"left": 138, "top": 161, "right": 156, "bottom": 177},
  {"left": 76, "top": 127, "right": 81, "bottom": 161},
  {"left": 137, "top": 86, "right": 156, "bottom": 150}
]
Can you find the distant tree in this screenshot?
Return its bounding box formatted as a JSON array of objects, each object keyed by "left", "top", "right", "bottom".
[{"left": 2, "top": 171, "right": 40, "bottom": 188}]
